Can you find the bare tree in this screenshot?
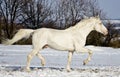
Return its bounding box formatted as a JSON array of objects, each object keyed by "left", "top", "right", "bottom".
[
  {"left": 54, "top": 0, "right": 84, "bottom": 28},
  {"left": 0, "top": 0, "right": 22, "bottom": 38},
  {"left": 54, "top": 0, "right": 105, "bottom": 29},
  {"left": 19, "top": 0, "right": 53, "bottom": 29}
]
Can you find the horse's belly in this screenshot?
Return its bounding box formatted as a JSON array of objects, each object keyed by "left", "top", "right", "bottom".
[
  {"left": 49, "top": 44, "right": 74, "bottom": 51},
  {"left": 47, "top": 39, "right": 74, "bottom": 51}
]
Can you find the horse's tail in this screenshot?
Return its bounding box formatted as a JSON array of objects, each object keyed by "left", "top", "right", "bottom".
[{"left": 2, "top": 29, "right": 35, "bottom": 45}]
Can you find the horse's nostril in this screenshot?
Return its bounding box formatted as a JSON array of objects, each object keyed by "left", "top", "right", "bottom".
[
  {"left": 106, "top": 30, "right": 108, "bottom": 34},
  {"left": 104, "top": 30, "right": 108, "bottom": 35}
]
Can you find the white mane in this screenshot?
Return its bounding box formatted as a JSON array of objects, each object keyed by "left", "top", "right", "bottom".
[{"left": 66, "top": 17, "right": 95, "bottom": 31}]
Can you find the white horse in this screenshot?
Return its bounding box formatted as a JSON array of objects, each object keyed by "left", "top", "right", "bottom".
[{"left": 2, "top": 16, "right": 108, "bottom": 72}]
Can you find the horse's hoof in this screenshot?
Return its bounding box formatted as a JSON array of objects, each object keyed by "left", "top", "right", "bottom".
[
  {"left": 41, "top": 62, "right": 45, "bottom": 66},
  {"left": 83, "top": 62, "right": 86, "bottom": 65},
  {"left": 25, "top": 68, "right": 31, "bottom": 72},
  {"left": 83, "top": 60, "right": 87, "bottom": 65},
  {"left": 41, "top": 63, "right": 45, "bottom": 66},
  {"left": 67, "top": 69, "right": 72, "bottom": 72}
]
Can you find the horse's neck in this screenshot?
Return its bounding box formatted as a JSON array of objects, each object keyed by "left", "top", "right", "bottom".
[
  {"left": 71, "top": 23, "right": 94, "bottom": 39},
  {"left": 79, "top": 25, "right": 94, "bottom": 39},
  {"left": 66, "top": 19, "right": 94, "bottom": 39}
]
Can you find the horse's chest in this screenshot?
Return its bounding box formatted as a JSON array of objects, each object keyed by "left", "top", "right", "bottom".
[{"left": 73, "top": 36, "right": 86, "bottom": 46}]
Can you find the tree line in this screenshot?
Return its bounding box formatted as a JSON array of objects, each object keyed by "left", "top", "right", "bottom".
[{"left": 0, "top": 0, "right": 119, "bottom": 47}]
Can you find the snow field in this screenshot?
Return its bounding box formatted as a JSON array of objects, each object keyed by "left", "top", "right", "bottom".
[{"left": 0, "top": 45, "right": 120, "bottom": 77}]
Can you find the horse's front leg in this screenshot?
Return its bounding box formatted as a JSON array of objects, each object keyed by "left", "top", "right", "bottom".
[
  {"left": 66, "top": 51, "right": 74, "bottom": 72},
  {"left": 75, "top": 46, "right": 93, "bottom": 65},
  {"left": 83, "top": 49, "right": 93, "bottom": 65}
]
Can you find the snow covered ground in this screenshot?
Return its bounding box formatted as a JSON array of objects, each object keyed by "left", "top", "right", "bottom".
[{"left": 0, "top": 44, "right": 120, "bottom": 77}]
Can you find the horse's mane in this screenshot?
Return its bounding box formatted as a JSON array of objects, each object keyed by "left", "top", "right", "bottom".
[{"left": 66, "top": 17, "right": 93, "bottom": 31}]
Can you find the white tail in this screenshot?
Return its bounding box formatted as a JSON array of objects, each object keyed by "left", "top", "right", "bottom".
[{"left": 2, "top": 29, "right": 35, "bottom": 45}]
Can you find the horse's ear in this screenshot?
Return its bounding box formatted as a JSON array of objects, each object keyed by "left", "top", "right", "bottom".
[
  {"left": 95, "top": 12, "right": 100, "bottom": 18},
  {"left": 95, "top": 14, "right": 100, "bottom": 19}
]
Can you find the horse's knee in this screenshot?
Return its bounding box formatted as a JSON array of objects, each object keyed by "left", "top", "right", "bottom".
[
  {"left": 36, "top": 53, "right": 39, "bottom": 56},
  {"left": 27, "top": 52, "right": 36, "bottom": 60},
  {"left": 88, "top": 50, "right": 93, "bottom": 55},
  {"left": 27, "top": 54, "right": 32, "bottom": 60}
]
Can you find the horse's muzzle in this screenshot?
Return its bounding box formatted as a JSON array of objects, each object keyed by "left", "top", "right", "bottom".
[{"left": 103, "top": 30, "right": 108, "bottom": 36}]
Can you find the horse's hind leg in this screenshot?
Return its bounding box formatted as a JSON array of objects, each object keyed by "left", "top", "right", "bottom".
[
  {"left": 36, "top": 53, "right": 45, "bottom": 66},
  {"left": 26, "top": 48, "right": 40, "bottom": 72}
]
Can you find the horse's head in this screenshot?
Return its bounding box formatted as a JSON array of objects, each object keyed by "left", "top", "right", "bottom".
[{"left": 93, "top": 16, "right": 108, "bottom": 36}]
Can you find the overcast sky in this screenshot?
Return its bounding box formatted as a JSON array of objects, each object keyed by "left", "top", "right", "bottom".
[{"left": 98, "top": 0, "right": 120, "bottom": 19}]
